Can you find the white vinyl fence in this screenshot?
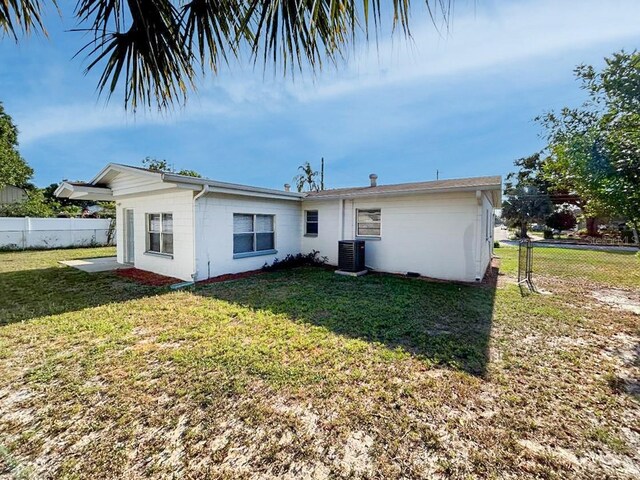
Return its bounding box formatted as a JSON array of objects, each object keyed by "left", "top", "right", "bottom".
[{"left": 0, "top": 217, "right": 115, "bottom": 250}]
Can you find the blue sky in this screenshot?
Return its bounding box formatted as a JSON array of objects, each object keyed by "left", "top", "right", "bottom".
[{"left": 2, "top": 0, "right": 640, "bottom": 189}]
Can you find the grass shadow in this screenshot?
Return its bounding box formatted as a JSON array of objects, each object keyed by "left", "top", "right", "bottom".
[
  {"left": 197, "top": 265, "right": 498, "bottom": 377},
  {"left": 0, "top": 265, "right": 159, "bottom": 327}
]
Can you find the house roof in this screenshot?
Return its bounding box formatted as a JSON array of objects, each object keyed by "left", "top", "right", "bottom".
[
  {"left": 304, "top": 176, "right": 502, "bottom": 201},
  {"left": 56, "top": 163, "right": 502, "bottom": 205},
  {"left": 87, "top": 163, "right": 305, "bottom": 201}
]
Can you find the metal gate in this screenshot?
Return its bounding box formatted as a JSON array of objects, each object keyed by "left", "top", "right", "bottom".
[{"left": 518, "top": 239, "right": 533, "bottom": 290}]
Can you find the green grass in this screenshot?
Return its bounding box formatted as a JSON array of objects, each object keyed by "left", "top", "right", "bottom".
[
  {"left": 498, "top": 244, "right": 640, "bottom": 289},
  {"left": 0, "top": 247, "right": 638, "bottom": 479}
]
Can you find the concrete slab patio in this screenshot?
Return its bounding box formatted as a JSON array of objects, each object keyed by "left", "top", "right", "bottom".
[{"left": 59, "top": 256, "right": 122, "bottom": 273}]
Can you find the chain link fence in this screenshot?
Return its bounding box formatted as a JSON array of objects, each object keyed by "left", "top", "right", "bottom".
[{"left": 518, "top": 239, "right": 640, "bottom": 291}]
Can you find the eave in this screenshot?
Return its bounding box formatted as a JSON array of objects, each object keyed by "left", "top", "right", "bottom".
[{"left": 54, "top": 182, "right": 114, "bottom": 201}]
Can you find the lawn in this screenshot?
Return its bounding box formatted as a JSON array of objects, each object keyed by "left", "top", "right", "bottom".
[
  {"left": 0, "top": 247, "right": 638, "bottom": 479},
  {"left": 498, "top": 243, "right": 640, "bottom": 289}
]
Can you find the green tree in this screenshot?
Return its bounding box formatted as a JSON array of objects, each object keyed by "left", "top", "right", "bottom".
[
  {"left": 546, "top": 207, "right": 577, "bottom": 231},
  {"left": 0, "top": 102, "right": 33, "bottom": 189},
  {"left": 540, "top": 51, "right": 640, "bottom": 243},
  {"left": 1, "top": 2, "right": 450, "bottom": 110},
  {"left": 293, "top": 161, "right": 319, "bottom": 192},
  {"left": 502, "top": 185, "right": 553, "bottom": 238},
  {"left": 502, "top": 154, "right": 554, "bottom": 238},
  {"left": 142, "top": 157, "right": 201, "bottom": 177}
]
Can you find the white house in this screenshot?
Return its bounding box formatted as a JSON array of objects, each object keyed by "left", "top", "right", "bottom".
[{"left": 56, "top": 164, "right": 501, "bottom": 283}]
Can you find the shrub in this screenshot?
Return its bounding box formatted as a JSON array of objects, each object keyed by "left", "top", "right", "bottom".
[
  {"left": 493, "top": 241, "right": 500, "bottom": 248},
  {"left": 543, "top": 229, "right": 554, "bottom": 240},
  {"left": 263, "top": 250, "right": 328, "bottom": 271}
]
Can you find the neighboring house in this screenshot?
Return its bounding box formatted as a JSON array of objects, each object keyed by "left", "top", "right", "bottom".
[
  {"left": 56, "top": 164, "right": 501, "bottom": 282},
  {"left": 0, "top": 185, "right": 27, "bottom": 205}
]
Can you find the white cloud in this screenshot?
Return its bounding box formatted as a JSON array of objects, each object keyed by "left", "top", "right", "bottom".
[
  {"left": 289, "top": 0, "right": 640, "bottom": 101},
  {"left": 14, "top": 0, "right": 640, "bottom": 144}
]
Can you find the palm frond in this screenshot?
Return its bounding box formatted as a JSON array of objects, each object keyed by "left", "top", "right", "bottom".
[
  {"left": 0, "top": 0, "right": 454, "bottom": 110},
  {"left": 75, "top": 0, "right": 195, "bottom": 111},
  {"left": 0, "top": 0, "right": 52, "bottom": 39},
  {"left": 180, "top": 0, "right": 243, "bottom": 73}
]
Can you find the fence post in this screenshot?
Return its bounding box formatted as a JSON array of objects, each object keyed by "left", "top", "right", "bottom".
[{"left": 23, "top": 216, "right": 31, "bottom": 250}]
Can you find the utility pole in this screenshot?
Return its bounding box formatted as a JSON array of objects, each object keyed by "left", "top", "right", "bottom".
[{"left": 320, "top": 157, "right": 325, "bottom": 190}]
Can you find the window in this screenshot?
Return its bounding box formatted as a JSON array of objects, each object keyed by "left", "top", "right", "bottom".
[
  {"left": 146, "top": 213, "right": 173, "bottom": 255},
  {"left": 233, "top": 214, "right": 275, "bottom": 255},
  {"left": 305, "top": 210, "right": 318, "bottom": 235},
  {"left": 356, "top": 209, "right": 381, "bottom": 237}
]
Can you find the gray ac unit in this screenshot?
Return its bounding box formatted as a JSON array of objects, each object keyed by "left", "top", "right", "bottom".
[{"left": 338, "top": 240, "right": 366, "bottom": 272}]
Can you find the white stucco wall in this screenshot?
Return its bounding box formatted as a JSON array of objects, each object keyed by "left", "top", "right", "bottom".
[
  {"left": 194, "top": 193, "right": 302, "bottom": 280},
  {"left": 300, "top": 200, "right": 341, "bottom": 265},
  {"left": 115, "top": 188, "right": 195, "bottom": 281},
  {"left": 107, "top": 169, "right": 496, "bottom": 283},
  {"left": 303, "top": 191, "right": 490, "bottom": 282},
  {"left": 479, "top": 192, "right": 495, "bottom": 277}
]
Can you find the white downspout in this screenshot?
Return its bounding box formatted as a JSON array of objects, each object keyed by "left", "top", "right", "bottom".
[
  {"left": 192, "top": 185, "right": 210, "bottom": 281},
  {"left": 194, "top": 184, "right": 210, "bottom": 202},
  {"left": 475, "top": 190, "right": 483, "bottom": 281},
  {"left": 338, "top": 198, "right": 345, "bottom": 240}
]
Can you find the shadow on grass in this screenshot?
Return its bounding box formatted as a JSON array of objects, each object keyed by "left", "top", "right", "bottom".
[
  {"left": 197, "top": 266, "right": 498, "bottom": 377},
  {"left": 1, "top": 249, "right": 498, "bottom": 377},
  {"left": 0, "top": 266, "right": 159, "bottom": 327}
]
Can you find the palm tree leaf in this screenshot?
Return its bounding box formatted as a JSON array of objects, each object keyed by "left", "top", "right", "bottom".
[
  {"left": 1, "top": 0, "right": 452, "bottom": 110},
  {"left": 75, "top": 0, "right": 195, "bottom": 110},
  {"left": 0, "top": 0, "right": 52, "bottom": 39}
]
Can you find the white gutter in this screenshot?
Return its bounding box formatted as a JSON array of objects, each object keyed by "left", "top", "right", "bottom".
[
  {"left": 194, "top": 184, "right": 210, "bottom": 201},
  {"left": 304, "top": 184, "right": 502, "bottom": 201}
]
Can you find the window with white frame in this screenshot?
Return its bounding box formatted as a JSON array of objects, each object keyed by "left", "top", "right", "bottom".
[
  {"left": 233, "top": 214, "right": 275, "bottom": 254},
  {"left": 146, "top": 213, "right": 173, "bottom": 255},
  {"left": 356, "top": 209, "right": 381, "bottom": 237},
  {"left": 305, "top": 210, "right": 318, "bottom": 235}
]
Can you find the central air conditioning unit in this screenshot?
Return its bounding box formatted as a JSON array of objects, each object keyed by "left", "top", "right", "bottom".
[{"left": 338, "top": 240, "right": 366, "bottom": 272}]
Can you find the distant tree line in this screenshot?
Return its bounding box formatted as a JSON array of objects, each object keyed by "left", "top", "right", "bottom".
[
  {"left": 0, "top": 103, "right": 203, "bottom": 218},
  {"left": 503, "top": 50, "right": 640, "bottom": 244}
]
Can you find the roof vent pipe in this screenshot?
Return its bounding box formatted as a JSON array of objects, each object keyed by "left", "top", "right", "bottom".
[
  {"left": 369, "top": 174, "right": 378, "bottom": 187},
  {"left": 284, "top": 183, "right": 291, "bottom": 192}
]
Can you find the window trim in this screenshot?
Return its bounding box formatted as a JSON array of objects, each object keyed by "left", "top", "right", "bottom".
[
  {"left": 355, "top": 208, "right": 381, "bottom": 238},
  {"left": 145, "top": 212, "right": 174, "bottom": 258},
  {"left": 304, "top": 209, "right": 319, "bottom": 237},
  {"left": 232, "top": 213, "right": 277, "bottom": 258}
]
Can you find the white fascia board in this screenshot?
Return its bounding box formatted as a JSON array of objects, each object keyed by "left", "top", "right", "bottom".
[
  {"left": 303, "top": 184, "right": 503, "bottom": 201},
  {"left": 204, "top": 186, "right": 303, "bottom": 202},
  {"left": 162, "top": 173, "right": 304, "bottom": 201},
  {"left": 110, "top": 182, "right": 181, "bottom": 197},
  {"left": 90, "top": 163, "right": 163, "bottom": 185},
  {"left": 54, "top": 182, "right": 114, "bottom": 201}
]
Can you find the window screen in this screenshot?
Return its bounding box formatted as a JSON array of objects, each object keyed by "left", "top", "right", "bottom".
[{"left": 356, "top": 209, "right": 381, "bottom": 237}]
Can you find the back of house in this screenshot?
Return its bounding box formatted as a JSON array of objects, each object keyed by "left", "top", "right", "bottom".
[{"left": 56, "top": 164, "right": 500, "bottom": 283}]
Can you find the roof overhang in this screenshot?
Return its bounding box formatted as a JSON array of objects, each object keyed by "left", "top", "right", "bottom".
[
  {"left": 54, "top": 182, "right": 114, "bottom": 201},
  {"left": 87, "top": 163, "right": 304, "bottom": 201},
  {"left": 162, "top": 173, "right": 305, "bottom": 201},
  {"left": 303, "top": 183, "right": 503, "bottom": 205}
]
